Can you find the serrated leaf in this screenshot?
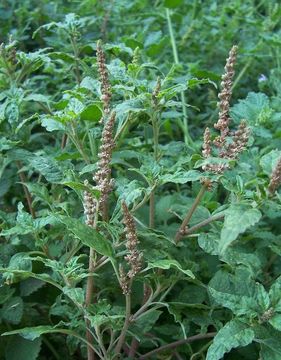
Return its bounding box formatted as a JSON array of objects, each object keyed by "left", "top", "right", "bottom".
[
  {"left": 0, "top": 137, "right": 20, "bottom": 151},
  {"left": 260, "top": 150, "right": 281, "bottom": 175},
  {"left": 20, "top": 278, "right": 45, "bottom": 297},
  {"left": 61, "top": 181, "right": 100, "bottom": 198},
  {"left": 0, "top": 285, "right": 15, "bottom": 305},
  {"left": 208, "top": 271, "right": 270, "bottom": 317},
  {"left": 255, "top": 326, "right": 281, "bottom": 359},
  {"left": 131, "top": 310, "right": 162, "bottom": 334},
  {"left": 80, "top": 104, "right": 102, "bottom": 122},
  {"left": 2, "top": 296, "right": 24, "bottom": 324},
  {"left": 2, "top": 326, "right": 61, "bottom": 340},
  {"left": 230, "top": 92, "right": 271, "bottom": 125},
  {"left": 59, "top": 216, "right": 113, "bottom": 257},
  {"left": 25, "top": 93, "right": 50, "bottom": 103},
  {"left": 29, "top": 156, "right": 65, "bottom": 183},
  {"left": 6, "top": 336, "right": 41, "bottom": 360},
  {"left": 41, "top": 117, "right": 65, "bottom": 132},
  {"left": 63, "top": 287, "right": 84, "bottom": 304},
  {"left": 269, "top": 314, "right": 281, "bottom": 331},
  {"left": 160, "top": 170, "right": 202, "bottom": 184},
  {"left": 269, "top": 277, "right": 281, "bottom": 311},
  {"left": 206, "top": 320, "right": 255, "bottom": 360},
  {"left": 146, "top": 259, "right": 195, "bottom": 279},
  {"left": 219, "top": 205, "right": 262, "bottom": 254}
]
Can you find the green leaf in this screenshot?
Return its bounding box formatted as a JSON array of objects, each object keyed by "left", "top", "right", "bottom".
[
  {"left": 59, "top": 216, "right": 113, "bottom": 257},
  {"left": 0, "top": 286, "right": 15, "bottom": 305},
  {"left": 2, "top": 326, "right": 61, "bottom": 341},
  {"left": 219, "top": 205, "right": 262, "bottom": 254},
  {"left": 2, "top": 296, "right": 24, "bottom": 324},
  {"left": 20, "top": 278, "right": 45, "bottom": 297},
  {"left": 208, "top": 270, "right": 270, "bottom": 317},
  {"left": 80, "top": 104, "right": 102, "bottom": 122},
  {"left": 269, "top": 314, "right": 281, "bottom": 331},
  {"left": 131, "top": 310, "right": 162, "bottom": 334},
  {"left": 160, "top": 170, "right": 202, "bottom": 184},
  {"left": 164, "top": 0, "right": 183, "bottom": 8},
  {"left": 0, "top": 137, "right": 20, "bottom": 151},
  {"left": 187, "top": 77, "right": 217, "bottom": 89},
  {"left": 230, "top": 92, "right": 272, "bottom": 125},
  {"left": 269, "top": 277, "right": 281, "bottom": 311},
  {"left": 63, "top": 287, "right": 84, "bottom": 304},
  {"left": 206, "top": 320, "right": 255, "bottom": 360},
  {"left": 29, "top": 156, "right": 65, "bottom": 183},
  {"left": 41, "top": 116, "right": 66, "bottom": 132},
  {"left": 255, "top": 326, "right": 281, "bottom": 359},
  {"left": 25, "top": 93, "right": 50, "bottom": 103},
  {"left": 6, "top": 336, "right": 41, "bottom": 360},
  {"left": 60, "top": 181, "right": 100, "bottom": 198},
  {"left": 260, "top": 150, "right": 281, "bottom": 175},
  {"left": 146, "top": 259, "right": 195, "bottom": 279}
]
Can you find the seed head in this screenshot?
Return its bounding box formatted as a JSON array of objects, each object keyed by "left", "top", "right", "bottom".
[
  {"left": 221, "top": 120, "right": 249, "bottom": 159},
  {"left": 214, "top": 45, "right": 238, "bottom": 147},
  {"left": 269, "top": 157, "right": 281, "bottom": 194},
  {"left": 152, "top": 77, "right": 161, "bottom": 107},
  {"left": 122, "top": 202, "right": 143, "bottom": 279},
  {"left": 119, "top": 264, "right": 130, "bottom": 295},
  {"left": 83, "top": 180, "right": 96, "bottom": 227},
  {"left": 97, "top": 40, "right": 111, "bottom": 118},
  {"left": 94, "top": 111, "right": 116, "bottom": 218}
]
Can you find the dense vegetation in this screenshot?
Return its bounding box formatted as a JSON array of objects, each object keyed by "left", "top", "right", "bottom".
[{"left": 1, "top": 1, "right": 281, "bottom": 359}]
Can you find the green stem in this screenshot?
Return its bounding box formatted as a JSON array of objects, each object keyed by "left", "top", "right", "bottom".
[
  {"left": 70, "top": 34, "right": 81, "bottom": 84},
  {"left": 42, "top": 336, "right": 60, "bottom": 360},
  {"left": 16, "top": 161, "right": 36, "bottom": 219},
  {"left": 85, "top": 121, "right": 97, "bottom": 159},
  {"left": 85, "top": 204, "right": 99, "bottom": 360},
  {"left": 139, "top": 332, "right": 216, "bottom": 359},
  {"left": 185, "top": 213, "right": 225, "bottom": 235},
  {"left": 114, "top": 292, "right": 132, "bottom": 354},
  {"left": 166, "top": 8, "right": 192, "bottom": 146},
  {"left": 175, "top": 184, "right": 207, "bottom": 243}
]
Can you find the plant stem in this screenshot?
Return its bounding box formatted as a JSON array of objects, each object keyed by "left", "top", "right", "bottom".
[
  {"left": 128, "top": 284, "right": 152, "bottom": 357},
  {"left": 16, "top": 161, "right": 36, "bottom": 218},
  {"left": 85, "top": 250, "right": 96, "bottom": 360},
  {"left": 114, "top": 292, "right": 131, "bottom": 354},
  {"left": 61, "top": 133, "right": 68, "bottom": 149},
  {"left": 149, "top": 189, "right": 155, "bottom": 228},
  {"left": 175, "top": 184, "right": 207, "bottom": 243},
  {"left": 70, "top": 34, "right": 81, "bottom": 85},
  {"left": 139, "top": 332, "right": 216, "bottom": 359},
  {"left": 85, "top": 204, "right": 99, "bottom": 360},
  {"left": 185, "top": 213, "right": 225, "bottom": 235},
  {"left": 166, "top": 8, "right": 192, "bottom": 146}
]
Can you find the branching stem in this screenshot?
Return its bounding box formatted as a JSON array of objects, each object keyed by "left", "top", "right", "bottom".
[
  {"left": 139, "top": 332, "right": 216, "bottom": 359},
  {"left": 114, "top": 292, "right": 132, "bottom": 354},
  {"left": 185, "top": 213, "right": 225, "bottom": 235},
  {"left": 16, "top": 161, "right": 36, "bottom": 218},
  {"left": 175, "top": 184, "right": 207, "bottom": 243}
]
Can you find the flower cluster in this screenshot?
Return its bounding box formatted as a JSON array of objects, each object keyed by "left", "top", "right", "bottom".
[
  {"left": 83, "top": 43, "right": 116, "bottom": 224},
  {"left": 152, "top": 77, "right": 161, "bottom": 107},
  {"left": 94, "top": 111, "right": 116, "bottom": 218},
  {"left": 83, "top": 180, "right": 96, "bottom": 227},
  {"left": 202, "top": 46, "right": 249, "bottom": 173},
  {"left": 269, "top": 157, "right": 281, "bottom": 194},
  {"left": 97, "top": 40, "right": 112, "bottom": 119},
  {"left": 119, "top": 202, "right": 143, "bottom": 294}
]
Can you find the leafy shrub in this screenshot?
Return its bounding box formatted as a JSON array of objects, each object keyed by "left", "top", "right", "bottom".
[{"left": 0, "top": 1, "right": 281, "bottom": 359}]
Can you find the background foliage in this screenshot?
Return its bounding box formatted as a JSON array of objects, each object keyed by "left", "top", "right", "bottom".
[{"left": 0, "top": 0, "right": 281, "bottom": 359}]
